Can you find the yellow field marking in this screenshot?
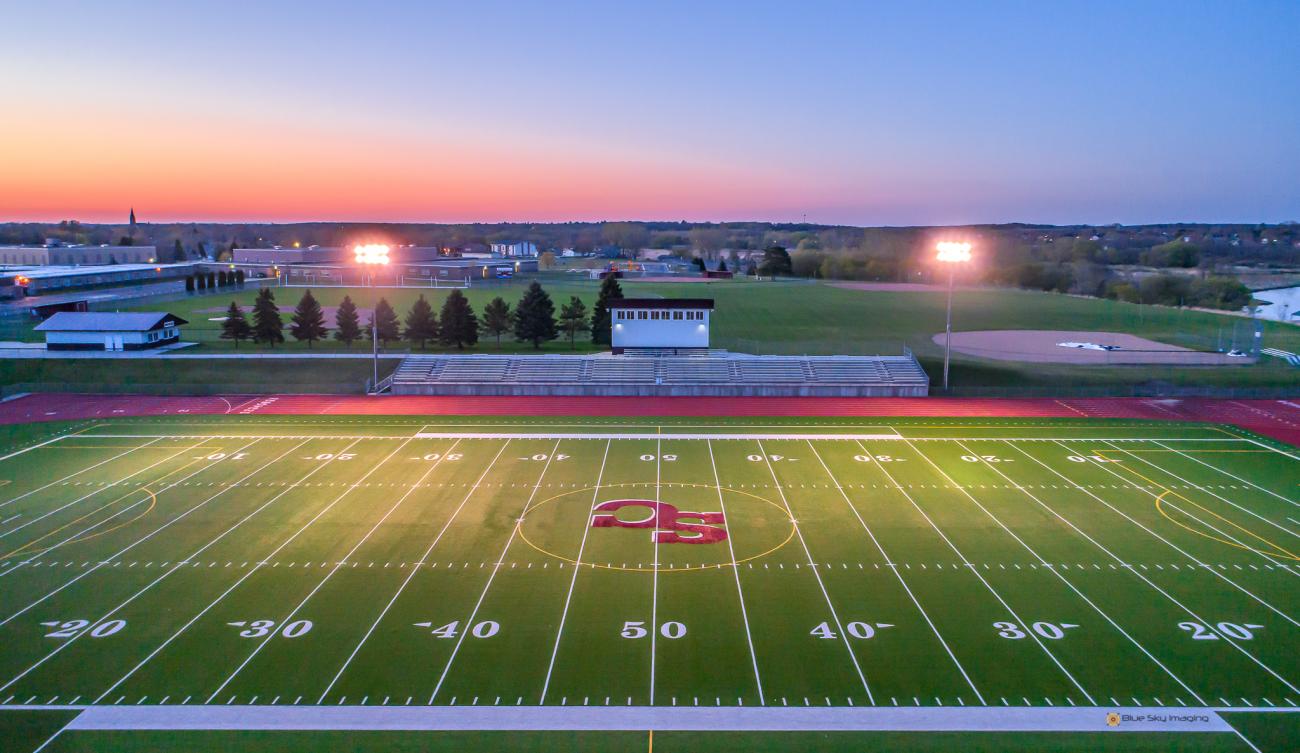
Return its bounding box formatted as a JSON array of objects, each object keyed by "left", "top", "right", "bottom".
[
  {"left": 1154, "top": 491, "right": 1299, "bottom": 562},
  {"left": 1119, "top": 449, "right": 1273, "bottom": 454},
  {"left": 3, "top": 488, "right": 158, "bottom": 559},
  {"left": 516, "top": 482, "right": 795, "bottom": 573},
  {"left": 47, "top": 445, "right": 223, "bottom": 451},
  {"left": 1095, "top": 449, "right": 1300, "bottom": 562},
  {"left": 0, "top": 442, "right": 213, "bottom": 560}
]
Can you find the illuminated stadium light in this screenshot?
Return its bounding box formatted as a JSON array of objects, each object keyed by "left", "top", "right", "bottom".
[
  {"left": 353, "top": 244, "right": 391, "bottom": 265},
  {"left": 935, "top": 241, "right": 972, "bottom": 392},
  {"left": 935, "top": 241, "right": 972, "bottom": 263}
]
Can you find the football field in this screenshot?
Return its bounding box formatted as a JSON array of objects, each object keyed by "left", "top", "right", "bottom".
[{"left": 0, "top": 415, "right": 1297, "bottom": 752}]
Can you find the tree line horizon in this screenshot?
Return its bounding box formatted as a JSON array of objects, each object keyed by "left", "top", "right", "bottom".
[{"left": 219, "top": 275, "right": 629, "bottom": 351}]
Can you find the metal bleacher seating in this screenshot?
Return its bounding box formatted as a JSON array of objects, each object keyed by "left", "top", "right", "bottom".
[{"left": 390, "top": 352, "right": 929, "bottom": 396}]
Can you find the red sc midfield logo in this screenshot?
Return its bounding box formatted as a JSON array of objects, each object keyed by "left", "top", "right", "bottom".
[{"left": 590, "top": 499, "right": 727, "bottom": 544}]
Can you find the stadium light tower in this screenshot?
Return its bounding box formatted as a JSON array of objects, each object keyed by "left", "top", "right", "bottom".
[
  {"left": 354, "top": 244, "right": 391, "bottom": 391},
  {"left": 936, "top": 241, "right": 972, "bottom": 392}
]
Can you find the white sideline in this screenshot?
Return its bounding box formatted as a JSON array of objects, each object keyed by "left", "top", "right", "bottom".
[
  {"left": 414, "top": 432, "right": 904, "bottom": 440},
  {"left": 41, "top": 705, "right": 1257, "bottom": 733}
]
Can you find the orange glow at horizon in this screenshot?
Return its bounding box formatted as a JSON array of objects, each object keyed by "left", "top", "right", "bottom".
[{"left": 0, "top": 109, "right": 826, "bottom": 224}]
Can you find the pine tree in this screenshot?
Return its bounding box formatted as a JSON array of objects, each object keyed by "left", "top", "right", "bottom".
[
  {"left": 290, "top": 289, "right": 328, "bottom": 348},
  {"left": 236, "top": 269, "right": 246, "bottom": 286},
  {"left": 480, "top": 296, "right": 511, "bottom": 347},
  {"left": 590, "top": 273, "right": 624, "bottom": 345},
  {"left": 369, "top": 298, "right": 401, "bottom": 346},
  {"left": 403, "top": 294, "right": 439, "bottom": 349},
  {"left": 185, "top": 275, "right": 195, "bottom": 293},
  {"left": 334, "top": 295, "right": 361, "bottom": 348},
  {"left": 172, "top": 239, "right": 185, "bottom": 263},
  {"left": 513, "top": 281, "right": 558, "bottom": 349},
  {"left": 206, "top": 272, "right": 216, "bottom": 289},
  {"left": 438, "top": 289, "right": 479, "bottom": 349},
  {"left": 219, "top": 301, "right": 252, "bottom": 349},
  {"left": 196, "top": 273, "right": 207, "bottom": 291},
  {"left": 251, "top": 288, "right": 284, "bottom": 346},
  {"left": 559, "top": 296, "right": 589, "bottom": 348},
  {"left": 717, "top": 258, "right": 728, "bottom": 272}
]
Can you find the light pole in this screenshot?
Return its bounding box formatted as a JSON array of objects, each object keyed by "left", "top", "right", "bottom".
[
  {"left": 935, "top": 241, "right": 972, "bottom": 392},
  {"left": 354, "top": 244, "right": 391, "bottom": 392}
]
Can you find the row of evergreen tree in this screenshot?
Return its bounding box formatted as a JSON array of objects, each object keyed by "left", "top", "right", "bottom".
[
  {"left": 185, "top": 270, "right": 246, "bottom": 292},
  {"left": 219, "top": 276, "right": 626, "bottom": 350}
]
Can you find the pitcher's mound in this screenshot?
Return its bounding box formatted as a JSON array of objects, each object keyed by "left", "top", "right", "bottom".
[{"left": 932, "top": 330, "right": 1253, "bottom": 365}]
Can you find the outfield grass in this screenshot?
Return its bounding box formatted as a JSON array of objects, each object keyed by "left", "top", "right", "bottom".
[{"left": 0, "top": 414, "right": 1295, "bottom": 751}]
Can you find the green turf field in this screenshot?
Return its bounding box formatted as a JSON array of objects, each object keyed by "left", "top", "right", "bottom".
[{"left": 0, "top": 415, "right": 1296, "bottom": 752}]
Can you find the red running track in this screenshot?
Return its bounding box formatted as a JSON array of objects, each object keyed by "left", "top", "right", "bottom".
[{"left": 1, "top": 393, "right": 1298, "bottom": 447}]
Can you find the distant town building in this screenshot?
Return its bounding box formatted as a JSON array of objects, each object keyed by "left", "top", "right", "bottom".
[
  {"left": 489, "top": 241, "right": 538, "bottom": 258},
  {"left": 0, "top": 245, "right": 157, "bottom": 266}
]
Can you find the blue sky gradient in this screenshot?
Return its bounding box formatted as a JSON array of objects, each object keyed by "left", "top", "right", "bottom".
[{"left": 3, "top": 1, "right": 1297, "bottom": 224}]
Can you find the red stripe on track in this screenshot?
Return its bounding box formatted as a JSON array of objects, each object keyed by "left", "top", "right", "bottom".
[{"left": 2, "top": 393, "right": 1297, "bottom": 447}]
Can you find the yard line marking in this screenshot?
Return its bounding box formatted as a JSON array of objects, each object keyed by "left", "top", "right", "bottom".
[
  {"left": 947, "top": 439, "right": 1206, "bottom": 704},
  {"left": 207, "top": 435, "right": 446, "bottom": 704},
  {"left": 319, "top": 439, "right": 508, "bottom": 703},
  {"left": 860, "top": 438, "right": 1094, "bottom": 705},
  {"left": 651, "top": 434, "right": 661, "bottom": 705},
  {"left": 539, "top": 439, "right": 611, "bottom": 705},
  {"left": 428, "top": 439, "right": 564, "bottom": 704},
  {"left": 0, "top": 437, "right": 177, "bottom": 544},
  {"left": 0, "top": 426, "right": 98, "bottom": 465},
  {"left": 0, "top": 440, "right": 235, "bottom": 577},
  {"left": 807, "top": 441, "right": 982, "bottom": 705},
  {"left": 1042, "top": 441, "right": 1300, "bottom": 628},
  {"left": 0, "top": 437, "right": 163, "bottom": 510},
  {"left": 1153, "top": 443, "right": 1297, "bottom": 510},
  {"left": 708, "top": 439, "right": 765, "bottom": 706},
  {"left": 0, "top": 435, "right": 307, "bottom": 685},
  {"left": 84, "top": 438, "right": 370, "bottom": 704},
  {"left": 756, "top": 440, "right": 874, "bottom": 705},
  {"left": 0, "top": 439, "right": 283, "bottom": 625},
  {"left": 1012, "top": 442, "right": 1300, "bottom": 694},
  {"left": 1110, "top": 442, "right": 1300, "bottom": 546}
]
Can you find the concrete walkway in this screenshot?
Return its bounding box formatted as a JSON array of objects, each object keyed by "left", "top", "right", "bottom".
[{"left": 8, "top": 705, "right": 1256, "bottom": 733}]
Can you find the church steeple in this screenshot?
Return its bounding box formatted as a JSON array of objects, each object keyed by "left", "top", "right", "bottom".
[{"left": 129, "top": 207, "right": 136, "bottom": 227}]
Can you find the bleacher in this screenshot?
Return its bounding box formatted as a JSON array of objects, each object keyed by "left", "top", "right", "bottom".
[{"left": 390, "top": 352, "right": 929, "bottom": 396}]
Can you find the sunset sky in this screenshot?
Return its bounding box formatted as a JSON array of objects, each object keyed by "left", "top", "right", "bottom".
[{"left": 3, "top": 1, "right": 1297, "bottom": 226}]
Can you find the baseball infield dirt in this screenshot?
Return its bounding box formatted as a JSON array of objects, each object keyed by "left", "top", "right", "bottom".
[{"left": 931, "top": 330, "right": 1253, "bottom": 365}]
